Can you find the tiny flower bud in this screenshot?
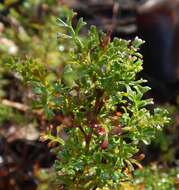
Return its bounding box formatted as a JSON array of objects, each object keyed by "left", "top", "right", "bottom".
[
  {"left": 111, "top": 125, "right": 122, "bottom": 136},
  {"left": 97, "top": 128, "right": 106, "bottom": 136},
  {"left": 93, "top": 124, "right": 99, "bottom": 128},
  {"left": 100, "top": 138, "right": 108, "bottom": 149}
]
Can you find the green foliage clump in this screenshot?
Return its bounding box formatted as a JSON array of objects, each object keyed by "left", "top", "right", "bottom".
[
  {"left": 133, "top": 166, "right": 179, "bottom": 190},
  {"left": 0, "top": 0, "right": 64, "bottom": 127},
  {"left": 5, "top": 10, "right": 170, "bottom": 190}
]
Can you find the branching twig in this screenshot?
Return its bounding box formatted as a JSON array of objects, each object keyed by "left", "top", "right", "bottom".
[{"left": 1, "top": 99, "right": 43, "bottom": 116}]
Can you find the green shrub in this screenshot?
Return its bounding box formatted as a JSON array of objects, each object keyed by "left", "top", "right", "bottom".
[{"left": 5, "top": 10, "right": 169, "bottom": 190}]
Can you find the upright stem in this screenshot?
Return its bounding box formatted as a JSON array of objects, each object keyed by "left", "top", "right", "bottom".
[
  {"left": 77, "top": 125, "right": 91, "bottom": 152},
  {"left": 85, "top": 128, "right": 93, "bottom": 152}
]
